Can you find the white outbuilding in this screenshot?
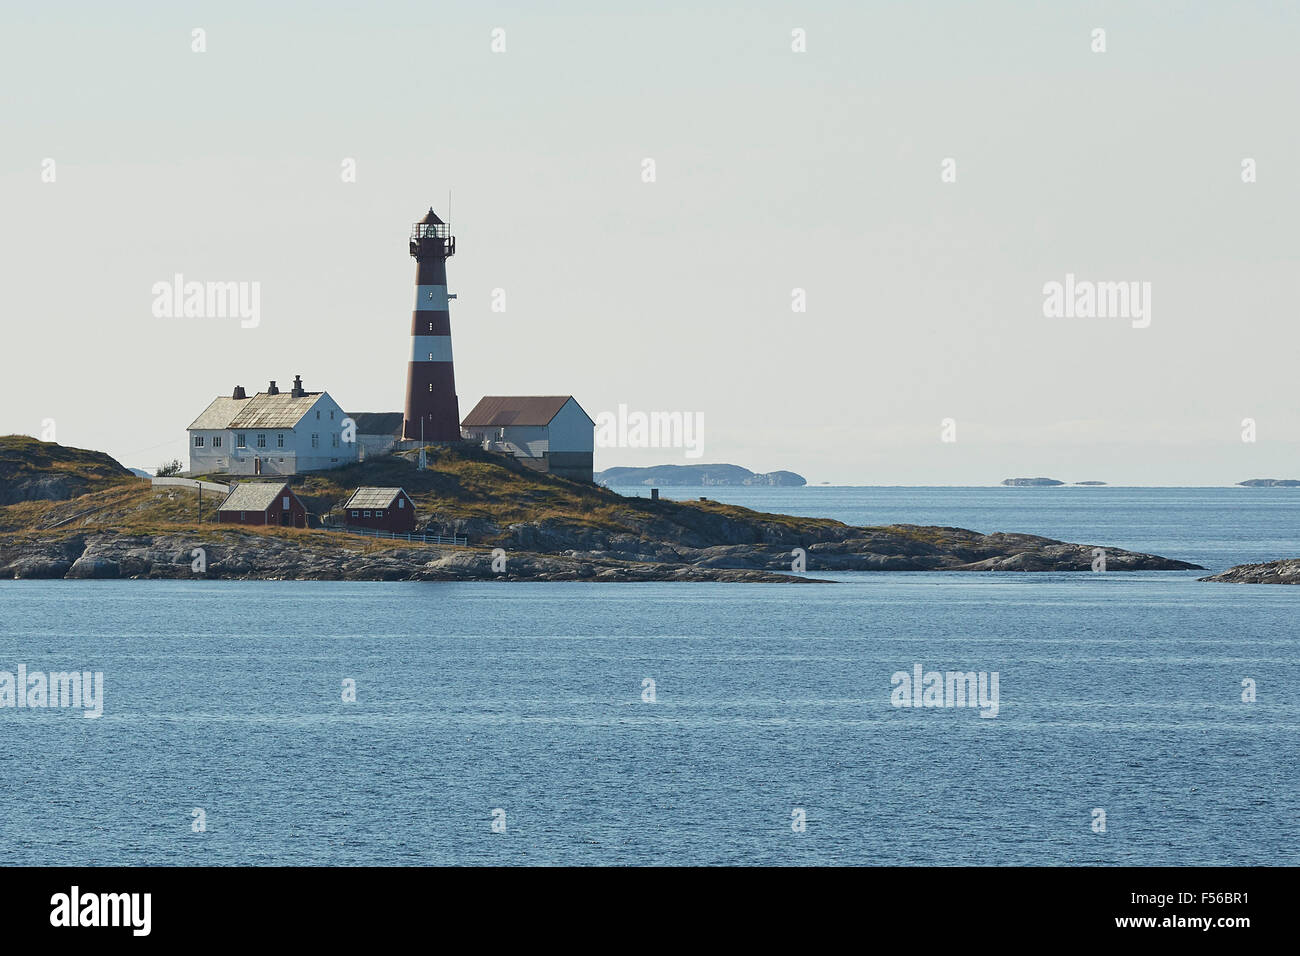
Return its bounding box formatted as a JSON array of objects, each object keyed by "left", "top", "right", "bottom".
[{"left": 460, "top": 395, "right": 594, "bottom": 482}]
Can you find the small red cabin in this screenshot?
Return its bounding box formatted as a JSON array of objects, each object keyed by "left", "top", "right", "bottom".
[
  {"left": 341, "top": 487, "right": 417, "bottom": 533},
  {"left": 217, "top": 481, "right": 307, "bottom": 528}
]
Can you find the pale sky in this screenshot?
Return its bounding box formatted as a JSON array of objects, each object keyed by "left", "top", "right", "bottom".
[{"left": 2, "top": 1, "right": 1297, "bottom": 484}]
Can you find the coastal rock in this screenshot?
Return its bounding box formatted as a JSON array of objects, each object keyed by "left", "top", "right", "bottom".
[{"left": 1199, "top": 559, "right": 1300, "bottom": 584}]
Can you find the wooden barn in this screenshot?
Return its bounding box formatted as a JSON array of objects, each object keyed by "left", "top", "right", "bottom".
[
  {"left": 216, "top": 481, "right": 307, "bottom": 527},
  {"left": 341, "top": 487, "right": 417, "bottom": 533}
]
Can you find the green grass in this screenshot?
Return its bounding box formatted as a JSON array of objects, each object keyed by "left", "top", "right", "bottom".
[{"left": 4, "top": 438, "right": 856, "bottom": 549}]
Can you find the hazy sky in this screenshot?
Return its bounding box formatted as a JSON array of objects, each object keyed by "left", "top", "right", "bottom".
[{"left": 3, "top": 1, "right": 1297, "bottom": 484}]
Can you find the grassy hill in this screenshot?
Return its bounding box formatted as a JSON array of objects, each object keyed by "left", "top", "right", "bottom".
[
  {"left": 0, "top": 435, "right": 135, "bottom": 507},
  {"left": 1, "top": 437, "right": 845, "bottom": 549}
]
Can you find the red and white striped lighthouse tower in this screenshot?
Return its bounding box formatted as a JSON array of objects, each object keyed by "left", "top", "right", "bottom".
[{"left": 403, "top": 207, "right": 461, "bottom": 442}]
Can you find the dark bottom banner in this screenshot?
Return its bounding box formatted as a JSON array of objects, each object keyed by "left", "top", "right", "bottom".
[{"left": 0, "top": 865, "right": 1278, "bottom": 942}]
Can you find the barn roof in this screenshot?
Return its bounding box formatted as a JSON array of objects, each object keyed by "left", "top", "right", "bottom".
[
  {"left": 218, "top": 482, "right": 292, "bottom": 513},
  {"left": 347, "top": 412, "right": 404, "bottom": 437},
  {"left": 461, "top": 396, "right": 578, "bottom": 428},
  {"left": 343, "top": 487, "right": 408, "bottom": 510}
]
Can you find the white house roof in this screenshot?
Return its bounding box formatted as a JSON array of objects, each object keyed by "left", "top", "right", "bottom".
[
  {"left": 343, "top": 487, "right": 408, "bottom": 510},
  {"left": 218, "top": 482, "right": 292, "bottom": 513},
  {"left": 189, "top": 391, "right": 326, "bottom": 431},
  {"left": 461, "top": 396, "right": 589, "bottom": 428},
  {"left": 228, "top": 392, "right": 324, "bottom": 429},
  {"left": 189, "top": 396, "right": 251, "bottom": 430}
]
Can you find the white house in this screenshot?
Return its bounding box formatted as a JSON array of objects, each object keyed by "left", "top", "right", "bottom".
[
  {"left": 187, "top": 375, "right": 358, "bottom": 476},
  {"left": 460, "top": 395, "right": 594, "bottom": 482}
]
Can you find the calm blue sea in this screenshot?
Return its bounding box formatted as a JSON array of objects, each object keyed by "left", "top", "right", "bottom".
[{"left": 0, "top": 486, "right": 1297, "bottom": 865}]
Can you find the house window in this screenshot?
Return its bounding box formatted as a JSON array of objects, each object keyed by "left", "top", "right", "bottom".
[
  {"left": 376, "top": 510, "right": 384, "bottom": 518},
  {"left": 240, "top": 511, "right": 246, "bottom": 521},
  {"left": 236, "top": 433, "right": 246, "bottom": 447},
  {"left": 316, "top": 410, "right": 320, "bottom": 419},
  {"left": 311, "top": 433, "right": 319, "bottom": 448},
  {"left": 193, "top": 436, "right": 205, "bottom": 447},
  {"left": 283, "top": 497, "right": 290, "bottom": 509},
  {"left": 428, "top": 352, "right": 433, "bottom": 360},
  {"left": 398, "top": 499, "right": 404, "bottom": 509},
  {"left": 363, "top": 511, "right": 370, "bottom": 518},
  {"left": 257, "top": 434, "right": 266, "bottom": 448},
  {"left": 329, "top": 410, "right": 334, "bottom": 420},
  {"left": 428, "top": 384, "right": 433, "bottom": 392},
  {"left": 331, "top": 433, "right": 339, "bottom": 448},
  {"left": 276, "top": 434, "right": 285, "bottom": 448},
  {"left": 351, "top": 511, "right": 358, "bottom": 518},
  {"left": 212, "top": 436, "right": 222, "bottom": 448},
  {"left": 428, "top": 322, "right": 433, "bottom": 332}
]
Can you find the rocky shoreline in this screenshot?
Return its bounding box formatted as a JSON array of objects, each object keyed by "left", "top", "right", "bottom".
[
  {"left": 0, "top": 525, "right": 1203, "bottom": 583},
  {"left": 1199, "top": 560, "right": 1300, "bottom": 584}
]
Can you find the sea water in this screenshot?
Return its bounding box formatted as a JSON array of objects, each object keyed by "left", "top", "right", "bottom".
[{"left": 0, "top": 486, "right": 1296, "bottom": 865}]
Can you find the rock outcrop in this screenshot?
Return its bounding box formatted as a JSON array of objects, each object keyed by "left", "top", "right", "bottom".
[
  {"left": 0, "top": 524, "right": 1203, "bottom": 582},
  {"left": 1199, "top": 560, "right": 1300, "bottom": 584}
]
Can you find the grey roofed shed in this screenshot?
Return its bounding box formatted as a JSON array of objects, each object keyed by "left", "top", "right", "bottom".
[
  {"left": 342, "top": 487, "right": 408, "bottom": 510},
  {"left": 217, "top": 482, "right": 293, "bottom": 513}
]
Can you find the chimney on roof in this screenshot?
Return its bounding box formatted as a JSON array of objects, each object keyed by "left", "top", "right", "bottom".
[
  {"left": 268, "top": 380, "right": 279, "bottom": 395},
  {"left": 232, "top": 385, "right": 246, "bottom": 400},
  {"left": 291, "top": 374, "right": 305, "bottom": 398}
]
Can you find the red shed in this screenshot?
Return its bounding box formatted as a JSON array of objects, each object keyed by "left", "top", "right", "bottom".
[
  {"left": 341, "top": 487, "right": 417, "bottom": 533},
  {"left": 217, "top": 481, "right": 307, "bottom": 528}
]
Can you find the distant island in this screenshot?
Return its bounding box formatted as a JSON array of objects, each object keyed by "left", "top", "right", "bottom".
[
  {"left": 596, "top": 464, "right": 806, "bottom": 487},
  {"left": 1238, "top": 479, "right": 1300, "bottom": 487},
  {"left": 1074, "top": 481, "right": 1108, "bottom": 486},
  {"left": 1001, "top": 477, "right": 1064, "bottom": 487}
]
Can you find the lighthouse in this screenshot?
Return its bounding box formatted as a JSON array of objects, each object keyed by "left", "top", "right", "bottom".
[{"left": 402, "top": 207, "right": 461, "bottom": 442}]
